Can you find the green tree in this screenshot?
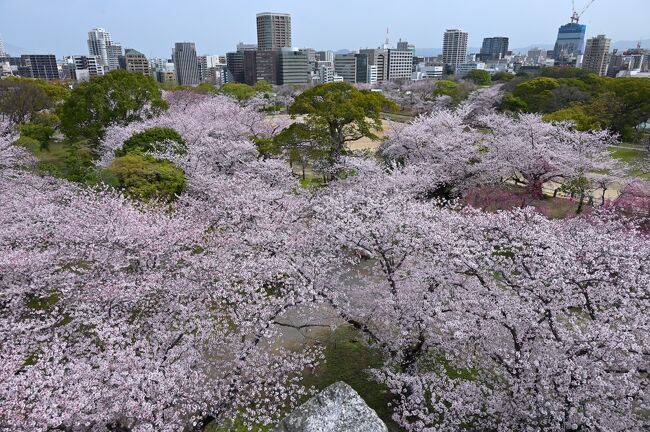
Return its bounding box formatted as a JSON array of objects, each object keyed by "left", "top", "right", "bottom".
[
  {"left": 219, "top": 82, "right": 257, "bottom": 103},
  {"left": 499, "top": 94, "right": 528, "bottom": 112},
  {"left": 492, "top": 71, "right": 515, "bottom": 81},
  {"left": 543, "top": 105, "right": 601, "bottom": 131},
  {"left": 59, "top": 70, "right": 167, "bottom": 145},
  {"left": 101, "top": 154, "right": 185, "bottom": 203},
  {"left": 512, "top": 77, "right": 561, "bottom": 112},
  {"left": 253, "top": 80, "right": 273, "bottom": 94},
  {"left": 116, "top": 127, "right": 187, "bottom": 157},
  {"left": 288, "top": 82, "right": 397, "bottom": 166},
  {"left": 0, "top": 79, "right": 54, "bottom": 125},
  {"left": 464, "top": 70, "right": 492, "bottom": 85}
]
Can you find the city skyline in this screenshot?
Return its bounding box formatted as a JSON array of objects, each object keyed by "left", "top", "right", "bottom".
[{"left": 1, "top": 0, "right": 648, "bottom": 58}]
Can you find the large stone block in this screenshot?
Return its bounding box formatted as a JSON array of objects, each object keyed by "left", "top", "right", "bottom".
[{"left": 274, "top": 381, "right": 388, "bottom": 432}]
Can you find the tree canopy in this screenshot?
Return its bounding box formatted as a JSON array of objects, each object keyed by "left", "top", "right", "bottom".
[
  {"left": 59, "top": 70, "right": 167, "bottom": 145},
  {"left": 287, "top": 82, "right": 396, "bottom": 166}
]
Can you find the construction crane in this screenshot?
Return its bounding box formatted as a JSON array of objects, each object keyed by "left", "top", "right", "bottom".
[{"left": 570, "top": 0, "right": 596, "bottom": 24}]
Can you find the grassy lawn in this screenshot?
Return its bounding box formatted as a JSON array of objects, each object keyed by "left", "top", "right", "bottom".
[
  {"left": 608, "top": 145, "right": 650, "bottom": 180},
  {"left": 207, "top": 325, "right": 400, "bottom": 432},
  {"left": 15, "top": 136, "right": 95, "bottom": 181},
  {"left": 608, "top": 146, "right": 647, "bottom": 164},
  {"left": 301, "top": 326, "right": 398, "bottom": 429},
  {"left": 381, "top": 111, "right": 416, "bottom": 123}
]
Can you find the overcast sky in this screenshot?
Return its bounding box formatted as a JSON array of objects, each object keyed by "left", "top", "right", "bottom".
[{"left": 1, "top": 0, "right": 648, "bottom": 58}]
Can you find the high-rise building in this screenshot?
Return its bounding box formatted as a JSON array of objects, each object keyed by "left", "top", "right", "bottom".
[
  {"left": 277, "top": 49, "right": 308, "bottom": 84},
  {"left": 388, "top": 48, "right": 414, "bottom": 80},
  {"left": 553, "top": 23, "right": 586, "bottom": 64},
  {"left": 256, "top": 12, "right": 292, "bottom": 51},
  {"left": 125, "top": 49, "right": 150, "bottom": 75},
  {"left": 0, "top": 36, "right": 6, "bottom": 58},
  {"left": 88, "top": 28, "right": 111, "bottom": 68},
  {"left": 107, "top": 43, "right": 123, "bottom": 70},
  {"left": 443, "top": 29, "right": 468, "bottom": 72},
  {"left": 87, "top": 28, "right": 122, "bottom": 70},
  {"left": 65, "top": 55, "right": 105, "bottom": 81},
  {"left": 479, "top": 37, "right": 509, "bottom": 61},
  {"left": 334, "top": 53, "right": 357, "bottom": 83},
  {"left": 582, "top": 35, "right": 611, "bottom": 76},
  {"left": 255, "top": 50, "right": 280, "bottom": 84},
  {"left": 226, "top": 43, "right": 257, "bottom": 83},
  {"left": 19, "top": 55, "right": 59, "bottom": 80},
  {"left": 359, "top": 48, "right": 389, "bottom": 82},
  {"left": 173, "top": 42, "right": 200, "bottom": 86}
]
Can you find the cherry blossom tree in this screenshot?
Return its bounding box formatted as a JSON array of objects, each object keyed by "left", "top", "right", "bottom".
[
  {"left": 310, "top": 171, "right": 649, "bottom": 430},
  {"left": 0, "top": 170, "right": 320, "bottom": 432},
  {"left": 382, "top": 110, "right": 616, "bottom": 200},
  {"left": 3, "top": 83, "right": 648, "bottom": 432}
]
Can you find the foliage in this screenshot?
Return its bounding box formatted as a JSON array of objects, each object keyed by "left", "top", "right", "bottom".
[
  {"left": 101, "top": 153, "right": 186, "bottom": 202},
  {"left": 219, "top": 82, "right": 258, "bottom": 103},
  {"left": 115, "top": 126, "right": 187, "bottom": 157},
  {"left": 2, "top": 90, "right": 648, "bottom": 432},
  {"left": 253, "top": 80, "right": 273, "bottom": 94},
  {"left": 288, "top": 82, "right": 397, "bottom": 167},
  {"left": 0, "top": 78, "right": 57, "bottom": 125},
  {"left": 464, "top": 69, "right": 492, "bottom": 85},
  {"left": 500, "top": 69, "right": 650, "bottom": 142},
  {"left": 492, "top": 71, "right": 515, "bottom": 81},
  {"left": 18, "top": 123, "right": 55, "bottom": 151},
  {"left": 59, "top": 70, "right": 168, "bottom": 145}
]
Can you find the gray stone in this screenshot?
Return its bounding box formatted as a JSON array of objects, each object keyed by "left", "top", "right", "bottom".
[{"left": 274, "top": 381, "right": 388, "bottom": 432}]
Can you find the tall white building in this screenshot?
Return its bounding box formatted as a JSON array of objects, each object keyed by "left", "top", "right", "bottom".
[
  {"left": 443, "top": 29, "right": 468, "bottom": 72},
  {"left": 0, "top": 36, "right": 6, "bottom": 58},
  {"left": 87, "top": 28, "right": 122, "bottom": 70},
  {"left": 319, "top": 64, "right": 334, "bottom": 83},
  {"left": 368, "top": 65, "right": 378, "bottom": 84}
]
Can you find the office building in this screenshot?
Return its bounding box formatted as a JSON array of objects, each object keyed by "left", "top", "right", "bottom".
[
  {"left": 256, "top": 12, "right": 292, "bottom": 51},
  {"left": 360, "top": 48, "right": 389, "bottom": 82},
  {"left": 107, "top": 43, "right": 123, "bottom": 70},
  {"left": 334, "top": 53, "right": 357, "bottom": 83},
  {"left": 388, "top": 48, "right": 413, "bottom": 80},
  {"left": 226, "top": 43, "right": 257, "bottom": 83},
  {"left": 316, "top": 50, "right": 334, "bottom": 64},
  {"left": 582, "top": 35, "right": 611, "bottom": 76},
  {"left": 87, "top": 28, "right": 122, "bottom": 70},
  {"left": 124, "top": 49, "right": 150, "bottom": 75},
  {"left": 479, "top": 37, "right": 509, "bottom": 61},
  {"left": 367, "top": 65, "right": 378, "bottom": 84},
  {"left": 319, "top": 64, "right": 334, "bottom": 83},
  {"left": 19, "top": 55, "right": 59, "bottom": 80},
  {"left": 456, "top": 62, "right": 486, "bottom": 78},
  {"left": 65, "top": 55, "right": 105, "bottom": 81},
  {"left": 527, "top": 47, "right": 547, "bottom": 65},
  {"left": 0, "top": 37, "right": 6, "bottom": 58},
  {"left": 553, "top": 23, "right": 586, "bottom": 64},
  {"left": 173, "top": 42, "right": 200, "bottom": 86},
  {"left": 278, "top": 49, "right": 309, "bottom": 84},
  {"left": 255, "top": 50, "right": 280, "bottom": 84},
  {"left": 443, "top": 29, "right": 468, "bottom": 72},
  {"left": 413, "top": 63, "right": 444, "bottom": 80},
  {"left": 88, "top": 28, "right": 111, "bottom": 67}
]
